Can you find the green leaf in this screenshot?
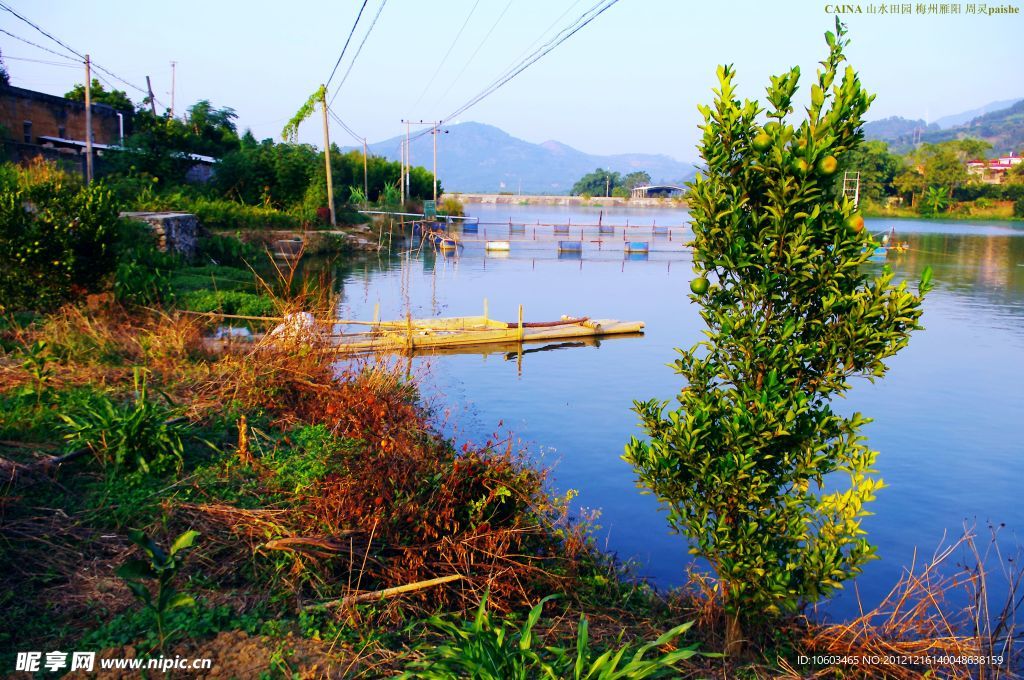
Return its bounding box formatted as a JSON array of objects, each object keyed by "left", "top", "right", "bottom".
[
  {"left": 116, "top": 559, "right": 156, "bottom": 581},
  {"left": 165, "top": 592, "right": 196, "bottom": 610},
  {"left": 169, "top": 530, "right": 200, "bottom": 557}
]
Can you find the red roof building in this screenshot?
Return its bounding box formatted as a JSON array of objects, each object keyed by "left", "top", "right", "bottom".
[{"left": 967, "top": 152, "right": 1022, "bottom": 185}]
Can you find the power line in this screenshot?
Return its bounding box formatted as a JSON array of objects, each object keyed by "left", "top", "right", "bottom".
[
  {"left": 328, "top": 108, "right": 365, "bottom": 145},
  {"left": 442, "top": 0, "right": 620, "bottom": 126},
  {"left": 495, "top": 0, "right": 586, "bottom": 91},
  {"left": 432, "top": 0, "right": 585, "bottom": 112},
  {"left": 0, "top": 2, "right": 81, "bottom": 60},
  {"left": 0, "top": 1, "right": 163, "bottom": 106},
  {"left": 329, "top": 0, "right": 388, "bottom": 109},
  {"left": 325, "top": 0, "right": 369, "bottom": 89},
  {"left": 464, "top": 0, "right": 609, "bottom": 111},
  {"left": 434, "top": 0, "right": 514, "bottom": 107},
  {"left": 0, "top": 27, "right": 78, "bottom": 62},
  {"left": 412, "top": 0, "right": 481, "bottom": 108},
  {"left": 405, "top": 0, "right": 619, "bottom": 147},
  {"left": 1, "top": 54, "right": 79, "bottom": 68}
]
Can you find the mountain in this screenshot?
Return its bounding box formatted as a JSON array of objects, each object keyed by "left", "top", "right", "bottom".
[
  {"left": 862, "top": 117, "right": 939, "bottom": 147},
  {"left": 933, "top": 98, "right": 1023, "bottom": 129},
  {"left": 864, "top": 100, "right": 1024, "bottom": 155},
  {"left": 350, "top": 122, "right": 696, "bottom": 194}
]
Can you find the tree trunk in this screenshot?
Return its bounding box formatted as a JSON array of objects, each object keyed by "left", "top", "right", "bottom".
[{"left": 724, "top": 612, "right": 744, "bottom": 657}]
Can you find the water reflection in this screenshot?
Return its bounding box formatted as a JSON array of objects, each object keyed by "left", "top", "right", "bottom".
[{"left": 321, "top": 206, "right": 1023, "bottom": 621}]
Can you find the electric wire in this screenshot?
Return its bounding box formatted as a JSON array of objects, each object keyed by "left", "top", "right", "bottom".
[
  {"left": 325, "top": 0, "right": 369, "bottom": 89},
  {"left": 0, "top": 2, "right": 165, "bottom": 106},
  {"left": 411, "top": 0, "right": 481, "bottom": 108},
  {"left": 329, "top": 0, "right": 388, "bottom": 109},
  {"left": 433, "top": 0, "right": 513, "bottom": 107},
  {"left": 0, "top": 27, "right": 78, "bottom": 62},
  {"left": 433, "top": 0, "right": 587, "bottom": 110},
  {"left": 443, "top": 0, "right": 619, "bottom": 126},
  {"left": 407, "top": 0, "right": 619, "bottom": 146},
  {"left": 1, "top": 54, "right": 79, "bottom": 68},
  {"left": 328, "top": 108, "right": 366, "bottom": 145}
]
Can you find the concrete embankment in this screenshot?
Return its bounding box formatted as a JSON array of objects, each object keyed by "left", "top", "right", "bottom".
[{"left": 448, "top": 193, "right": 688, "bottom": 209}]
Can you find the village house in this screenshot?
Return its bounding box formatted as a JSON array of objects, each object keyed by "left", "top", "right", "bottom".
[
  {"left": 966, "top": 152, "right": 1023, "bottom": 185},
  {"left": 0, "top": 84, "right": 128, "bottom": 173}
]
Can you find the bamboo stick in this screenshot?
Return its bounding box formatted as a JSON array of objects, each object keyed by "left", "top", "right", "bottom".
[{"left": 312, "top": 574, "right": 464, "bottom": 609}]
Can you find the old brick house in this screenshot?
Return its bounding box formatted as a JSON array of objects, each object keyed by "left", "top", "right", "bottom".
[{"left": 0, "top": 84, "right": 128, "bottom": 170}]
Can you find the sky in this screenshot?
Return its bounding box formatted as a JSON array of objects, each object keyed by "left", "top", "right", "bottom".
[{"left": 2, "top": 0, "right": 1022, "bottom": 162}]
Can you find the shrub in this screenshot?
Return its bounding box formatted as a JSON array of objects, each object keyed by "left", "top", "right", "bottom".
[
  {"left": 439, "top": 195, "right": 465, "bottom": 217},
  {"left": 624, "top": 21, "right": 929, "bottom": 653},
  {"left": 113, "top": 221, "right": 179, "bottom": 306},
  {"left": 1014, "top": 196, "right": 1024, "bottom": 218},
  {"left": 0, "top": 161, "right": 120, "bottom": 311},
  {"left": 178, "top": 289, "right": 276, "bottom": 317}
]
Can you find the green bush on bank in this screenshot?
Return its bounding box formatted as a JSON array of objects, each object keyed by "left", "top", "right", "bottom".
[
  {"left": 0, "top": 162, "right": 120, "bottom": 312},
  {"left": 178, "top": 289, "right": 276, "bottom": 317}
]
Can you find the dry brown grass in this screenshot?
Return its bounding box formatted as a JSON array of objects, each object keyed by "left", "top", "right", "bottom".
[{"left": 794, "top": 524, "right": 1021, "bottom": 679}]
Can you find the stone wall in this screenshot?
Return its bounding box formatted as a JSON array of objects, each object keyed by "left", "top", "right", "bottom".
[{"left": 121, "top": 212, "right": 199, "bottom": 258}]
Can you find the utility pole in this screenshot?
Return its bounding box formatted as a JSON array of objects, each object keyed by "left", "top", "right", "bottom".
[
  {"left": 319, "top": 85, "right": 336, "bottom": 227},
  {"left": 84, "top": 54, "right": 93, "bottom": 184},
  {"left": 362, "top": 138, "right": 368, "bottom": 204},
  {"left": 606, "top": 174, "right": 610, "bottom": 198},
  {"left": 170, "top": 61, "right": 176, "bottom": 118},
  {"left": 401, "top": 120, "right": 436, "bottom": 204},
  {"left": 145, "top": 76, "right": 157, "bottom": 115},
  {"left": 400, "top": 139, "right": 405, "bottom": 205},
  {"left": 430, "top": 122, "right": 448, "bottom": 204}
]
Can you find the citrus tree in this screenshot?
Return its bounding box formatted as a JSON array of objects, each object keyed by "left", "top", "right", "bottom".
[{"left": 624, "top": 21, "right": 931, "bottom": 653}]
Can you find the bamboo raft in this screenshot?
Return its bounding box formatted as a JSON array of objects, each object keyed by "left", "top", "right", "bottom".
[
  {"left": 200, "top": 307, "right": 645, "bottom": 355},
  {"left": 332, "top": 314, "right": 645, "bottom": 352}
]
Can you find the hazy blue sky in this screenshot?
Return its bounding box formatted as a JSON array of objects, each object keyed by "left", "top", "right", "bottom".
[{"left": 3, "top": 0, "right": 1021, "bottom": 161}]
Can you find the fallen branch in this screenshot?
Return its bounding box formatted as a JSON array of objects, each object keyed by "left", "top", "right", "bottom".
[
  {"left": 310, "top": 574, "right": 464, "bottom": 610},
  {"left": 262, "top": 533, "right": 364, "bottom": 559}
]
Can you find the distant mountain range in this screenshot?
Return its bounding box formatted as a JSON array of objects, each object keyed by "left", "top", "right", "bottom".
[
  {"left": 864, "top": 97, "right": 1024, "bottom": 155},
  {"left": 348, "top": 122, "right": 696, "bottom": 195}
]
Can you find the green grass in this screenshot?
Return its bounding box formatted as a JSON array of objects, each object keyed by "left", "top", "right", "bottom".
[{"left": 178, "top": 289, "right": 277, "bottom": 317}]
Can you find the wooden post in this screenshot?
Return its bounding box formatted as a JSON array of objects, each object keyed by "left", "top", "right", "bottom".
[
  {"left": 84, "top": 55, "right": 93, "bottom": 184},
  {"left": 145, "top": 75, "right": 157, "bottom": 115},
  {"left": 363, "top": 138, "right": 369, "bottom": 204},
  {"left": 320, "top": 85, "right": 336, "bottom": 227},
  {"left": 483, "top": 298, "right": 488, "bottom": 322},
  {"left": 518, "top": 304, "right": 524, "bottom": 341},
  {"left": 405, "top": 120, "right": 411, "bottom": 206}
]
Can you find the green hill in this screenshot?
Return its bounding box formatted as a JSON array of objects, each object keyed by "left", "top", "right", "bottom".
[{"left": 865, "top": 99, "right": 1024, "bottom": 155}]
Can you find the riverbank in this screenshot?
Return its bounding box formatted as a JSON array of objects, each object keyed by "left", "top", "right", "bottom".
[
  {"left": 449, "top": 192, "right": 688, "bottom": 209},
  {"left": 2, "top": 226, "right": 1014, "bottom": 677},
  {"left": 862, "top": 199, "right": 1022, "bottom": 222}
]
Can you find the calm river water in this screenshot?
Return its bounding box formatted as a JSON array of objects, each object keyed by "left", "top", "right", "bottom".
[{"left": 330, "top": 204, "right": 1024, "bottom": 620}]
